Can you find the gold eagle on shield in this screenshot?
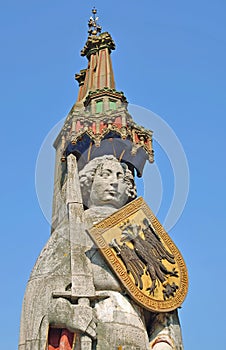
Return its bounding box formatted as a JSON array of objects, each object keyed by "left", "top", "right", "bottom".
[{"left": 110, "top": 218, "right": 179, "bottom": 299}]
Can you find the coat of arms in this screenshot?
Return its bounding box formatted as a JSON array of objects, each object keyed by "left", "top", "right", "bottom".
[{"left": 88, "top": 197, "right": 188, "bottom": 312}]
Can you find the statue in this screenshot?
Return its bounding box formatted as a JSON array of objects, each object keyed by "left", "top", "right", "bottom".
[
  {"left": 19, "top": 10, "right": 187, "bottom": 349},
  {"left": 19, "top": 155, "right": 184, "bottom": 350}
]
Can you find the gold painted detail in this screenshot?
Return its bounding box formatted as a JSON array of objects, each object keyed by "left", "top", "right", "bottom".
[
  {"left": 84, "top": 88, "right": 127, "bottom": 107},
  {"left": 59, "top": 114, "right": 154, "bottom": 165},
  {"left": 81, "top": 31, "right": 116, "bottom": 58},
  {"left": 81, "top": 8, "right": 115, "bottom": 58},
  {"left": 87, "top": 7, "right": 102, "bottom": 37},
  {"left": 88, "top": 197, "right": 188, "bottom": 312}
]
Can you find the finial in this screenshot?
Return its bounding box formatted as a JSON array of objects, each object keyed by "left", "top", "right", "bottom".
[{"left": 88, "top": 7, "right": 102, "bottom": 36}]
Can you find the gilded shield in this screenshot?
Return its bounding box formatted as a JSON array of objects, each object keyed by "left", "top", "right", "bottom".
[{"left": 88, "top": 197, "right": 188, "bottom": 312}]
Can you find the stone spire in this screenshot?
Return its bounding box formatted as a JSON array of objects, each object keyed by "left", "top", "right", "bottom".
[
  {"left": 75, "top": 8, "right": 116, "bottom": 103},
  {"left": 53, "top": 9, "right": 154, "bottom": 201}
]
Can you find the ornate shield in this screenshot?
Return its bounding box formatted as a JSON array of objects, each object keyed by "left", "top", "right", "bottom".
[{"left": 88, "top": 197, "right": 188, "bottom": 312}]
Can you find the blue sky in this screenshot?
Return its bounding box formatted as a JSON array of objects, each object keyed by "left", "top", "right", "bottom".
[{"left": 1, "top": 1, "right": 226, "bottom": 348}]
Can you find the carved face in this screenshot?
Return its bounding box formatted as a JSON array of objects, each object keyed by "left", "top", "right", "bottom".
[{"left": 89, "top": 159, "right": 129, "bottom": 209}]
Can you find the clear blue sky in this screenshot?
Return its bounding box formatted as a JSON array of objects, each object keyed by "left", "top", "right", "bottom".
[{"left": 1, "top": 1, "right": 226, "bottom": 348}]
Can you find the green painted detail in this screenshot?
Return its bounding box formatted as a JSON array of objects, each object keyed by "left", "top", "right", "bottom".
[
  {"left": 109, "top": 100, "right": 117, "bottom": 110},
  {"left": 96, "top": 100, "right": 103, "bottom": 113}
]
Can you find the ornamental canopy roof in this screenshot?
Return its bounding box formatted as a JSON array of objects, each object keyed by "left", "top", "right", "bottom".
[{"left": 55, "top": 8, "right": 154, "bottom": 177}]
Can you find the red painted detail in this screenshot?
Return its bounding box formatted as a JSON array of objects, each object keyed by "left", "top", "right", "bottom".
[
  {"left": 92, "top": 122, "right": 96, "bottom": 134},
  {"left": 78, "top": 86, "right": 82, "bottom": 101},
  {"left": 96, "top": 51, "right": 100, "bottom": 88},
  {"left": 100, "top": 122, "right": 107, "bottom": 133},
  {"left": 109, "top": 57, "right": 115, "bottom": 88},
  {"left": 113, "top": 117, "right": 122, "bottom": 128},
  {"left": 134, "top": 133, "right": 139, "bottom": 143},
  {"left": 105, "top": 49, "right": 108, "bottom": 87},
  {"left": 97, "top": 49, "right": 108, "bottom": 89},
  {"left": 48, "top": 328, "right": 74, "bottom": 350},
  {"left": 76, "top": 121, "right": 82, "bottom": 133},
  {"left": 83, "top": 62, "right": 90, "bottom": 98},
  {"left": 90, "top": 54, "right": 96, "bottom": 90},
  {"left": 97, "top": 50, "right": 103, "bottom": 88},
  {"left": 152, "top": 338, "right": 172, "bottom": 349},
  {"left": 59, "top": 330, "right": 74, "bottom": 350}
]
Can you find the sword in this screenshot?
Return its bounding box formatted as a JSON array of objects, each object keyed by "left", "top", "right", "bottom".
[{"left": 53, "top": 154, "right": 96, "bottom": 350}]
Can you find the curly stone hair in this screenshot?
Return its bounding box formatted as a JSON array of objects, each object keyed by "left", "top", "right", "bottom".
[{"left": 79, "top": 155, "right": 137, "bottom": 208}]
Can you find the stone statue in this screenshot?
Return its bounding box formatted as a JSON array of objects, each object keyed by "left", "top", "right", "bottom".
[
  {"left": 19, "top": 8, "right": 187, "bottom": 348},
  {"left": 19, "top": 155, "right": 183, "bottom": 350}
]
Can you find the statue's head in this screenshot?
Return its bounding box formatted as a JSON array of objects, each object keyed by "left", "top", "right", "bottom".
[{"left": 79, "top": 155, "right": 136, "bottom": 209}]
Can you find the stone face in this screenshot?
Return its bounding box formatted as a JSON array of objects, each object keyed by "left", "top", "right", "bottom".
[{"left": 79, "top": 155, "right": 136, "bottom": 210}]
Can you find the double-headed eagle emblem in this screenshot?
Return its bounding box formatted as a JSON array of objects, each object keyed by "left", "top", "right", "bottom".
[
  {"left": 110, "top": 218, "right": 179, "bottom": 298},
  {"left": 89, "top": 198, "right": 188, "bottom": 312}
]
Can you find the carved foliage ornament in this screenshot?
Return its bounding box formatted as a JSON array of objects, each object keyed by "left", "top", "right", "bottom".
[{"left": 88, "top": 197, "right": 188, "bottom": 312}]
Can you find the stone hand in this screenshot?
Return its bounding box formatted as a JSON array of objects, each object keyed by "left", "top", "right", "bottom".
[{"left": 48, "top": 298, "right": 97, "bottom": 339}]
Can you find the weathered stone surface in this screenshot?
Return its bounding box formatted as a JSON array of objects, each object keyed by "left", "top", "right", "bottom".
[
  {"left": 19, "top": 217, "right": 71, "bottom": 349},
  {"left": 149, "top": 310, "right": 183, "bottom": 350}
]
